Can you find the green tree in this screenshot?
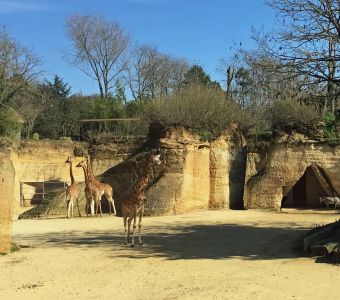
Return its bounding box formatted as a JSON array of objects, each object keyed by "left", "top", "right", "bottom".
[
  {"left": 33, "top": 76, "right": 72, "bottom": 138},
  {"left": 113, "top": 79, "right": 127, "bottom": 103},
  {"left": 183, "top": 65, "right": 221, "bottom": 89},
  {"left": 46, "top": 75, "right": 71, "bottom": 136}
]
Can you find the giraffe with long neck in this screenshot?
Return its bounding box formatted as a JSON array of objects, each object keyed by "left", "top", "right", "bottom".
[
  {"left": 76, "top": 160, "right": 99, "bottom": 217},
  {"left": 65, "top": 156, "right": 80, "bottom": 218},
  {"left": 122, "top": 151, "right": 161, "bottom": 247},
  {"left": 86, "top": 155, "right": 116, "bottom": 216}
]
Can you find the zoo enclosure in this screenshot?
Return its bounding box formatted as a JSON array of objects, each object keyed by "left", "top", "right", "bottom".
[{"left": 20, "top": 181, "right": 66, "bottom": 207}]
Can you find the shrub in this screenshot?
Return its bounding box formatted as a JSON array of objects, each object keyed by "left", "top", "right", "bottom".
[
  {"left": 32, "top": 132, "right": 40, "bottom": 140},
  {"left": 0, "top": 107, "right": 22, "bottom": 139},
  {"left": 270, "top": 98, "right": 320, "bottom": 133},
  {"left": 73, "top": 146, "right": 84, "bottom": 157},
  {"left": 59, "top": 136, "right": 72, "bottom": 142},
  {"left": 145, "top": 84, "right": 245, "bottom": 139}
]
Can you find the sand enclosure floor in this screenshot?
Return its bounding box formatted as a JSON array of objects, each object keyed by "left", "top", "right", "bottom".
[{"left": 1, "top": 209, "right": 340, "bottom": 299}]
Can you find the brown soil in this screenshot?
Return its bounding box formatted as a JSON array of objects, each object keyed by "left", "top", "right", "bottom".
[{"left": 1, "top": 209, "right": 340, "bottom": 299}]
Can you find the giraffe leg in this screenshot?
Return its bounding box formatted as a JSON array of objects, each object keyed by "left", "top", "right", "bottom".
[
  {"left": 95, "top": 200, "right": 100, "bottom": 217},
  {"left": 66, "top": 193, "right": 70, "bottom": 218},
  {"left": 111, "top": 198, "right": 117, "bottom": 216},
  {"left": 70, "top": 200, "right": 74, "bottom": 218},
  {"left": 131, "top": 215, "right": 137, "bottom": 247},
  {"left": 127, "top": 216, "right": 133, "bottom": 244},
  {"left": 123, "top": 215, "right": 128, "bottom": 244},
  {"left": 90, "top": 199, "right": 95, "bottom": 216},
  {"left": 67, "top": 200, "right": 71, "bottom": 219},
  {"left": 76, "top": 197, "right": 81, "bottom": 217},
  {"left": 107, "top": 195, "right": 116, "bottom": 216},
  {"left": 99, "top": 200, "right": 103, "bottom": 217},
  {"left": 138, "top": 209, "right": 144, "bottom": 246}
]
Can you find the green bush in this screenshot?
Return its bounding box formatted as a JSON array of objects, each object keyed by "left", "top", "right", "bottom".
[
  {"left": 145, "top": 84, "right": 245, "bottom": 140},
  {"left": 270, "top": 98, "right": 320, "bottom": 133},
  {"left": 73, "top": 146, "right": 84, "bottom": 157},
  {"left": 32, "top": 132, "right": 40, "bottom": 140},
  {"left": 323, "top": 112, "right": 340, "bottom": 144},
  {"left": 0, "top": 107, "right": 22, "bottom": 139},
  {"left": 59, "top": 136, "right": 72, "bottom": 142}
]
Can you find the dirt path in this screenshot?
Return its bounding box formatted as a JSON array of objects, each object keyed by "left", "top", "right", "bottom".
[{"left": 1, "top": 209, "right": 340, "bottom": 300}]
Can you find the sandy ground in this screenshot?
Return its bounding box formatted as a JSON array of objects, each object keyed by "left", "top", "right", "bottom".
[{"left": 1, "top": 209, "right": 340, "bottom": 300}]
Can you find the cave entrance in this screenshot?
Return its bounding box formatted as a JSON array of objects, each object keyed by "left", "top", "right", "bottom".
[{"left": 281, "top": 165, "right": 337, "bottom": 208}]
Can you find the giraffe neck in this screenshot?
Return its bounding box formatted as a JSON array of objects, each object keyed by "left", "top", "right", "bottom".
[
  {"left": 80, "top": 165, "right": 90, "bottom": 185},
  {"left": 87, "top": 156, "right": 95, "bottom": 181},
  {"left": 69, "top": 160, "right": 75, "bottom": 184},
  {"left": 134, "top": 156, "right": 154, "bottom": 193}
]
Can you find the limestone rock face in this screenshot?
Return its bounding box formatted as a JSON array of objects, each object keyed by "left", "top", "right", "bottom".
[
  {"left": 141, "top": 124, "right": 246, "bottom": 215},
  {"left": 210, "top": 124, "right": 247, "bottom": 209},
  {"left": 21, "top": 124, "right": 247, "bottom": 218},
  {"left": 11, "top": 140, "right": 136, "bottom": 212},
  {"left": 0, "top": 147, "right": 14, "bottom": 253},
  {"left": 244, "top": 133, "right": 340, "bottom": 209}
]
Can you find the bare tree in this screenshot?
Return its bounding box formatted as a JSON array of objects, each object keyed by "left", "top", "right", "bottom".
[
  {"left": 11, "top": 83, "right": 48, "bottom": 138},
  {"left": 258, "top": 0, "right": 340, "bottom": 112},
  {"left": 0, "top": 26, "right": 40, "bottom": 106},
  {"left": 125, "top": 45, "right": 189, "bottom": 100},
  {"left": 65, "top": 15, "right": 129, "bottom": 98}
]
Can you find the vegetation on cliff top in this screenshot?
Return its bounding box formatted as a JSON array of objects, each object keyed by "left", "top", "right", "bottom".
[{"left": 2, "top": 2, "right": 340, "bottom": 145}]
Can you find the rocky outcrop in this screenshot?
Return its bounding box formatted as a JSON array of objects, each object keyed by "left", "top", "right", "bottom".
[
  {"left": 0, "top": 146, "right": 14, "bottom": 253},
  {"left": 143, "top": 123, "right": 246, "bottom": 215},
  {"left": 303, "top": 221, "right": 340, "bottom": 257},
  {"left": 244, "top": 133, "right": 340, "bottom": 209},
  {"left": 20, "top": 124, "right": 247, "bottom": 218},
  {"left": 11, "top": 140, "right": 138, "bottom": 213}
]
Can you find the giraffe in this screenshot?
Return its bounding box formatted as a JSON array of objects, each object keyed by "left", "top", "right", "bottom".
[
  {"left": 65, "top": 156, "right": 81, "bottom": 218},
  {"left": 122, "top": 151, "right": 161, "bottom": 247},
  {"left": 86, "top": 155, "right": 116, "bottom": 216},
  {"left": 75, "top": 160, "right": 100, "bottom": 217}
]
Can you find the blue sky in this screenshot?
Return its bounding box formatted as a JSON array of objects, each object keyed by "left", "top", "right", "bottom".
[{"left": 0, "top": 0, "right": 276, "bottom": 96}]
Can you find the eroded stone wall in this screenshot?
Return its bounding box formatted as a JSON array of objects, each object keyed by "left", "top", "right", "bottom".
[
  {"left": 19, "top": 125, "right": 248, "bottom": 218},
  {"left": 0, "top": 147, "right": 14, "bottom": 253},
  {"left": 244, "top": 135, "right": 340, "bottom": 210},
  {"left": 145, "top": 124, "right": 246, "bottom": 215},
  {"left": 11, "top": 140, "right": 135, "bottom": 212}
]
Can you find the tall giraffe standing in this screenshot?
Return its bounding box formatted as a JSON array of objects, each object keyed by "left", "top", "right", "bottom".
[
  {"left": 122, "top": 151, "right": 161, "bottom": 247},
  {"left": 76, "top": 160, "right": 100, "bottom": 217},
  {"left": 86, "top": 155, "right": 116, "bottom": 216},
  {"left": 65, "top": 156, "right": 80, "bottom": 218}
]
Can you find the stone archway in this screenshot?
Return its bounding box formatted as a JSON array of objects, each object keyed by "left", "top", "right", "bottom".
[{"left": 281, "top": 165, "right": 337, "bottom": 208}]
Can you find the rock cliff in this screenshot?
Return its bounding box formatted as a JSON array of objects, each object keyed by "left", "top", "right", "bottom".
[
  {"left": 0, "top": 146, "right": 14, "bottom": 253},
  {"left": 244, "top": 132, "right": 340, "bottom": 210},
  {"left": 20, "top": 124, "right": 247, "bottom": 218}
]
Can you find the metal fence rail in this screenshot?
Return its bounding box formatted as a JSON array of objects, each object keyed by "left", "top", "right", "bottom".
[{"left": 20, "top": 181, "right": 66, "bottom": 207}]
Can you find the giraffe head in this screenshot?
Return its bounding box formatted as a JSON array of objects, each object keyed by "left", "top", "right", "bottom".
[
  {"left": 75, "top": 161, "right": 86, "bottom": 168},
  {"left": 65, "top": 156, "right": 73, "bottom": 164}
]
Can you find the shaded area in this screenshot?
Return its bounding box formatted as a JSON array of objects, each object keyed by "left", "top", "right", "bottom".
[
  {"left": 13, "top": 223, "right": 308, "bottom": 260},
  {"left": 282, "top": 165, "right": 338, "bottom": 208},
  {"left": 229, "top": 146, "right": 247, "bottom": 209},
  {"left": 303, "top": 219, "right": 340, "bottom": 259},
  {"left": 20, "top": 181, "right": 66, "bottom": 206}
]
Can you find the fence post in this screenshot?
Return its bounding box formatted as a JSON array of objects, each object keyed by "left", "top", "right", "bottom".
[
  {"left": 42, "top": 181, "right": 45, "bottom": 201},
  {"left": 20, "top": 182, "right": 23, "bottom": 206}
]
